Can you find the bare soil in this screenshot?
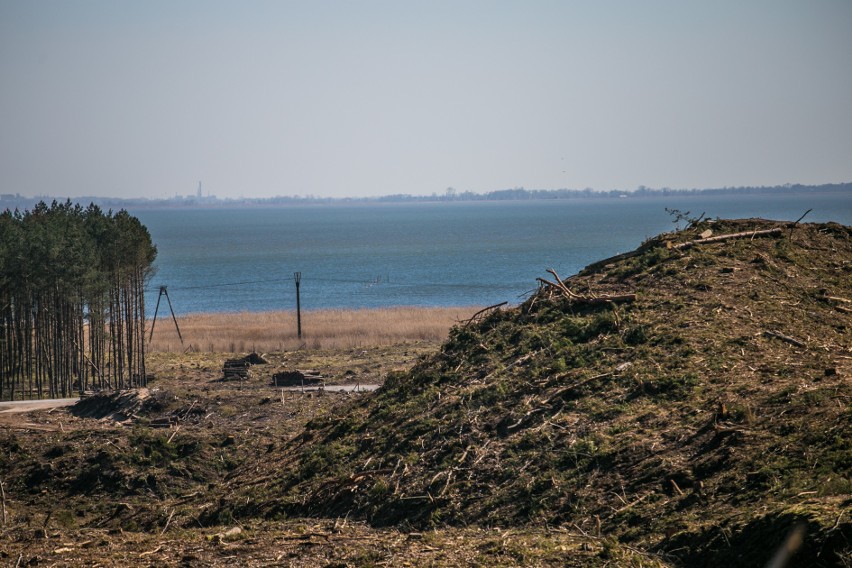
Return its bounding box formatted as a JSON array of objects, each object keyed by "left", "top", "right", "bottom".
[{"left": 0, "top": 342, "right": 656, "bottom": 566}]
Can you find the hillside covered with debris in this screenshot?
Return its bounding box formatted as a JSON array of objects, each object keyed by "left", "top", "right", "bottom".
[{"left": 216, "top": 219, "right": 851, "bottom": 566}]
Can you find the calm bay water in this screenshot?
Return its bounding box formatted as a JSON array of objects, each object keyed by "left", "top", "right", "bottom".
[{"left": 131, "top": 193, "right": 850, "bottom": 315}]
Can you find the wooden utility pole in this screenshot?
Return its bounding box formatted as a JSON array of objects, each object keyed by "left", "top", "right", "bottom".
[{"left": 294, "top": 272, "right": 302, "bottom": 340}]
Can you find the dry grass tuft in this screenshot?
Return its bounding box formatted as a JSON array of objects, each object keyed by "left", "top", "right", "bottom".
[{"left": 147, "top": 306, "right": 481, "bottom": 353}]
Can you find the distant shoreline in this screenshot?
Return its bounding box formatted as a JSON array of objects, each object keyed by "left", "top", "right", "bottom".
[
  {"left": 149, "top": 304, "right": 487, "bottom": 319},
  {"left": 4, "top": 183, "right": 849, "bottom": 212}
]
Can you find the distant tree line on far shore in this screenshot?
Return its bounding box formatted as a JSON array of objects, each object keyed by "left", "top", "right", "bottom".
[
  {"left": 1, "top": 182, "right": 849, "bottom": 210},
  {"left": 407, "top": 182, "right": 852, "bottom": 203},
  {"left": 0, "top": 201, "right": 156, "bottom": 400}
]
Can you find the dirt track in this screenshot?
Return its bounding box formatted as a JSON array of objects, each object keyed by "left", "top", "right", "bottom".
[{"left": 0, "top": 397, "right": 78, "bottom": 413}]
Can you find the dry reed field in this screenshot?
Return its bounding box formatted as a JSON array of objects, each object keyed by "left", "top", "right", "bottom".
[{"left": 147, "top": 306, "right": 482, "bottom": 353}]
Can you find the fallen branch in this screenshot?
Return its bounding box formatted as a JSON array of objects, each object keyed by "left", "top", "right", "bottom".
[
  {"left": 792, "top": 208, "right": 812, "bottom": 226},
  {"left": 687, "top": 212, "right": 706, "bottom": 229},
  {"left": 540, "top": 269, "right": 637, "bottom": 304},
  {"left": 788, "top": 209, "right": 812, "bottom": 238},
  {"left": 583, "top": 293, "right": 636, "bottom": 304},
  {"left": 173, "top": 491, "right": 201, "bottom": 505},
  {"left": 548, "top": 373, "right": 613, "bottom": 404},
  {"left": 0, "top": 476, "right": 7, "bottom": 527},
  {"left": 73, "top": 340, "right": 100, "bottom": 376},
  {"left": 504, "top": 407, "right": 549, "bottom": 433},
  {"left": 398, "top": 495, "right": 431, "bottom": 502},
  {"left": 180, "top": 400, "right": 198, "bottom": 421},
  {"left": 350, "top": 468, "right": 394, "bottom": 483},
  {"left": 537, "top": 278, "right": 636, "bottom": 305},
  {"left": 161, "top": 508, "right": 175, "bottom": 535},
  {"left": 546, "top": 269, "right": 581, "bottom": 299},
  {"left": 817, "top": 296, "right": 851, "bottom": 313},
  {"left": 312, "top": 468, "right": 394, "bottom": 494},
  {"left": 277, "top": 531, "right": 331, "bottom": 542},
  {"left": 763, "top": 330, "right": 806, "bottom": 348},
  {"left": 462, "top": 302, "right": 508, "bottom": 327},
  {"left": 611, "top": 492, "right": 651, "bottom": 515},
  {"left": 673, "top": 227, "right": 783, "bottom": 250},
  {"left": 167, "top": 425, "right": 181, "bottom": 444},
  {"left": 140, "top": 545, "right": 164, "bottom": 557}
]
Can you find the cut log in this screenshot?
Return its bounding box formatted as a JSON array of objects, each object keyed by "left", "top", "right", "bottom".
[
  {"left": 673, "top": 228, "right": 783, "bottom": 250},
  {"left": 222, "top": 359, "right": 251, "bottom": 381},
  {"left": 763, "top": 330, "right": 806, "bottom": 348}
]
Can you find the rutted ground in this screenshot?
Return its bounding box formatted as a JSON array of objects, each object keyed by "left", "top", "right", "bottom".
[{"left": 1, "top": 219, "right": 850, "bottom": 567}]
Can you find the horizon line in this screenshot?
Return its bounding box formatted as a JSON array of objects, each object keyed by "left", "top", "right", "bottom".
[{"left": 4, "top": 181, "right": 850, "bottom": 205}]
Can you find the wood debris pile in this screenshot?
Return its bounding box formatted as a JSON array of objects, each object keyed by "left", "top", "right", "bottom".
[
  {"left": 222, "top": 353, "right": 269, "bottom": 381},
  {"left": 537, "top": 269, "right": 636, "bottom": 305},
  {"left": 271, "top": 369, "right": 324, "bottom": 387},
  {"left": 71, "top": 388, "right": 152, "bottom": 423}
]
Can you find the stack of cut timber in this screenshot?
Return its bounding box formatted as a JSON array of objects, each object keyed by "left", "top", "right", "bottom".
[
  {"left": 149, "top": 416, "right": 179, "bottom": 429},
  {"left": 223, "top": 358, "right": 252, "bottom": 381},
  {"left": 272, "top": 369, "right": 324, "bottom": 387},
  {"left": 221, "top": 353, "right": 268, "bottom": 380}
]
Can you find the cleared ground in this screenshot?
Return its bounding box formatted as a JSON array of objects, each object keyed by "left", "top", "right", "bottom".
[{"left": 0, "top": 342, "right": 658, "bottom": 566}]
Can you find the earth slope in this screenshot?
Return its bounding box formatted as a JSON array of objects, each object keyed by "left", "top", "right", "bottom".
[{"left": 220, "top": 219, "right": 851, "bottom": 566}]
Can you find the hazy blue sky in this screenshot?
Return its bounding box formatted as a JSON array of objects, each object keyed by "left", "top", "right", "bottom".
[{"left": 1, "top": 1, "right": 850, "bottom": 199}]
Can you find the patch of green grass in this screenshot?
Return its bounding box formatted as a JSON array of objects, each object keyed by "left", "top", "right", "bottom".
[
  {"left": 298, "top": 441, "right": 357, "bottom": 479},
  {"left": 635, "top": 373, "right": 699, "bottom": 400},
  {"left": 127, "top": 429, "right": 182, "bottom": 466},
  {"left": 623, "top": 324, "right": 649, "bottom": 345}
]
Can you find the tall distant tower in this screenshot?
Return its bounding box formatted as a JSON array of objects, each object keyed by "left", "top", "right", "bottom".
[{"left": 197, "top": 181, "right": 202, "bottom": 198}]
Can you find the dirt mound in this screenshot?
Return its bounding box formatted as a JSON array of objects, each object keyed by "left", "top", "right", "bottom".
[{"left": 211, "top": 219, "right": 851, "bottom": 566}]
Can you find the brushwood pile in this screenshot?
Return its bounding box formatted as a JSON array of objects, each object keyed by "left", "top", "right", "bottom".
[{"left": 217, "top": 219, "right": 851, "bottom": 566}]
